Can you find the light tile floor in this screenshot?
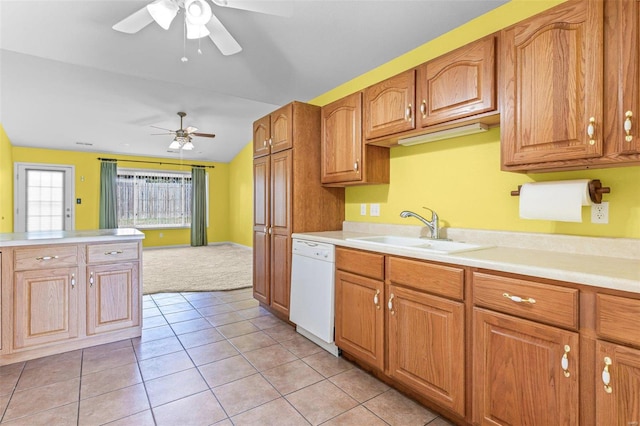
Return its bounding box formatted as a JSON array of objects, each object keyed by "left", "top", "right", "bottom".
[{"left": 0, "top": 288, "right": 455, "bottom": 425}]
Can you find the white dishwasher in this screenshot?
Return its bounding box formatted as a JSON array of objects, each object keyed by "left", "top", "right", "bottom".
[{"left": 289, "top": 238, "right": 339, "bottom": 356}]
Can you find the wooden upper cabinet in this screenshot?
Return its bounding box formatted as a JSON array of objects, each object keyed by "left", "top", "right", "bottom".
[
  {"left": 252, "top": 103, "right": 293, "bottom": 157},
  {"left": 501, "top": 0, "right": 604, "bottom": 170},
  {"left": 417, "top": 35, "right": 497, "bottom": 128},
  {"left": 604, "top": 0, "right": 640, "bottom": 156},
  {"left": 364, "top": 70, "right": 416, "bottom": 140},
  {"left": 321, "top": 92, "right": 363, "bottom": 184}
]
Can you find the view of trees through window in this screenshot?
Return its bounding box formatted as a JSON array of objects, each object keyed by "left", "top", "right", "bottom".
[{"left": 117, "top": 169, "right": 192, "bottom": 228}]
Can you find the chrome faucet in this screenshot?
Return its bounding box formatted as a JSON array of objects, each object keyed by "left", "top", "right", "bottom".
[{"left": 400, "top": 207, "right": 440, "bottom": 239}]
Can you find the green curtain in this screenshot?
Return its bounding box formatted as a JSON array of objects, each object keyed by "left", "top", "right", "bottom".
[
  {"left": 191, "top": 167, "right": 208, "bottom": 246},
  {"left": 99, "top": 160, "right": 118, "bottom": 229}
]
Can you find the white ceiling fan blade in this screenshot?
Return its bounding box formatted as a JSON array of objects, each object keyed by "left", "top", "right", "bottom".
[
  {"left": 112, "top": 6, "right": 155, "bottom": 34},
  {"left": 206, "top": 14, "right": 242, "bottom": 56},
  {"left": 211, "top": 0, "right": 293, "bottom": 17},
  {"left": 185, "top": 126, "right": 199, "bottom": 133}
]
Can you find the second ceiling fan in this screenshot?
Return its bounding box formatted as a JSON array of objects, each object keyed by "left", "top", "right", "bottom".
[
  {"left": 152, "top": 112, "right": 216, "bottom": 151},
  {"left": 112, "top": 0, "right": 292, "bottom": 56}
]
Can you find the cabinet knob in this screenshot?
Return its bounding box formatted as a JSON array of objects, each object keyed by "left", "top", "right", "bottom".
[
  {"left": 624, "top": 111, "right": 633, "bottom": 142},
  {"left": 602, "top": 356, "right": 613, "bottom": 394},
  {"left": 587, "top": 117, "right": 596, "bottom": 146},
  {"left": 561, "top": 345, "right": 571, "bottom": 378},
  {"left": 263, "top": 139, "right": 267, "bottom": 147},
  {"left": 373, "top": 289, "right": 380, "bottom": 310},
  {"left": 269, "top": 138, "right": 273, "bottom": 146}
]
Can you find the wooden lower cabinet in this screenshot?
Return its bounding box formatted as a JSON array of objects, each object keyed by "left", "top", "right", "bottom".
[
  {"left": 473, "top": 308, "right": 580, "bottom": 425},
  {"left": 595, "top": 341, "right": 640, "bottom": 426},
  {"left": 387, "top": 284, "right": 465, "bottom": 416},
  {"left": 13, "top": 267, "right": 79, "bottom": 349},
  {"left": 87, "top": 262, "right": 139, "bottom": 335},
  {"left": 335, "top": 269, "right": 384, "bottom": 371}
]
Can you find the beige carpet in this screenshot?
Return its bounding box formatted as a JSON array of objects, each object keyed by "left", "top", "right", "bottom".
[{"left": 142, "top": 244, "right": 253, "bottom": 294}]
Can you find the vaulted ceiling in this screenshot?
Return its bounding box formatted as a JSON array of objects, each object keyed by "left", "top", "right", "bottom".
[{"left": 0, "top": 0, "right": 507, "bottom": 162}]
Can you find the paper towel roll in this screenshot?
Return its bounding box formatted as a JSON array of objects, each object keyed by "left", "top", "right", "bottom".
[{"left": 519, "top": 179, "right": 593, "bottom": 222}]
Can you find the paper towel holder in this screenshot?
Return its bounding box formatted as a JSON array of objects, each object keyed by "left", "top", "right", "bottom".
[{"left": 510, "top": 179, "right": 611, "bottom": 204}]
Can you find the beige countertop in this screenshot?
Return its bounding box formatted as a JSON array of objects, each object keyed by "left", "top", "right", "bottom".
[
  {"left": 0, "top": 228, "right": 145, "bottom": 247},
  {"left": 293, "top": 223, "right": 640, "bottom": 294}
]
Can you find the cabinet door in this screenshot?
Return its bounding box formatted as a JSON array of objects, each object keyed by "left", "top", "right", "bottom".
[
  {"left": 501, "top": 0, "right": 603, "bottom": 168},
  {"left": 253, "top": 156, "right": 270, "bottom": 305},
  {"left": 321, "top": 92, "right": 363, "bottom": 184},
  {"left": 270, "top": 103, "right": 293, "bottom": 154},
  {"left": 87, "top": 262, "right": 139, "bottom": 335},
  {"left": 364, "top": 69, "right": 416, "bottom": 140},
  {"left": 596, "top": 340, "right": 640, "bottom": 426},
  {"left": 269, "top": 150, "right": 292, "bottom": 317},
  {"left": 473, "top": 308, "right": 579, "bottom": 425},
  {"left": 605, "top": 0, "right": 640, "bottom": 155},
  {"left": 388, "top": 285, "right": 465, "bottom": 416},
  {"left": 417, "top": 35, "right": 496, "bottom": 128},
  {"left": 253, "top": 114, "right": 271, "bottom": 158},
  {"left": 13, "top": 267, "right": 79, "bottom": 349},
  {"left": 335, "top": 270, "right": 384, "bottom": 370}
]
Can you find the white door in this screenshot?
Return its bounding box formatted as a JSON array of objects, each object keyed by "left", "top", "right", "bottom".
[{"left": 14, "top": 163, "right": 75, "bottom": 232}]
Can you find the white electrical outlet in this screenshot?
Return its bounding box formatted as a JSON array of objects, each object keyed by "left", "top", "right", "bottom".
[
  {"left": 360, "top": 204, "right": 367, "bottom": 216},
  {"left": 370, "top": 204, "right": 380, "bottom": 217},
  {"left": 591, "top": 201, "right": 609, "bottom": 224}
]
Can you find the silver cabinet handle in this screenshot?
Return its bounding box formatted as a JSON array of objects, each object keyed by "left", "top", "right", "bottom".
[
  {"left": 36, "top": 255, "right": 59, "bottom": 261},
  {"left": 420, "top": 100, "right": 427, "bottom": 117},
  {"left": 373, "top": 289, "right": 380, "bottom": 310},
  {"left": 405, "top": 104, "right": 412, "bottom": 121},
  {"left": 268, "top": 138, "right": 272, "bottom": 146},
  {"left": 89, "top": 272, "right": 94, "bottom": 287},
  {"left": 354, "top": 160, "right": 359, "bottom": 172},
  {"left": 104, "top": 250, "right": 123, "bottom": 255},
  {"left": 71, "top": 273, "right": 76, "bottom": 288},
  {"left": 388, "top": 293, "right": 395, "bottom": 315}
]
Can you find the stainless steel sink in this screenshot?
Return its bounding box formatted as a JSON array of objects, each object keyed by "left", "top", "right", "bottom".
[{"left": 346, "top": 235, "right": 492, "bottom": 254}]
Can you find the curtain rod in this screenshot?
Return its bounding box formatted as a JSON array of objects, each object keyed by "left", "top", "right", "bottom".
[{"left": 97, "top": 157, "right": 215, "bottom": 169}]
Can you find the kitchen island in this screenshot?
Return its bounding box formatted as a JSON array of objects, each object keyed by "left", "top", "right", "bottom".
[{"left": 0, "top": 229, "right": 144, "bottom": 365}]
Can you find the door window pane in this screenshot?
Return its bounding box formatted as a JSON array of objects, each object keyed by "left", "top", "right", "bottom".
[{"left": 26, "top": 170, "right": 65, "bottom": 232}]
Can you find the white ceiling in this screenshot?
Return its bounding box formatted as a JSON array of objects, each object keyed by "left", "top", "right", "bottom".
[{"left": 0, "top": 0, "right": 507, "bottom": 163}]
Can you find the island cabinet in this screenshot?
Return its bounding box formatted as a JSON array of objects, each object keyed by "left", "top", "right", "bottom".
[
  {"left": 320, "top": 92, "right": 390, "bottom": 186},
  {"left": 252, "top": 101, "right": 344, "bottom": 319},
  {"left": 1, "top": 235, "right": 143, "bottom": 366},
  {"left": 472, "top": 271, "right": 580, "bottom": 425},
  {"left": 86, "top": 242, "right": 140, "bottom": 335},
  {"left": 593, "top": 293, "right": 640, "bottom": 426},
  {"left": 386, "top": 256, "right": 466, "bottom": 417}
]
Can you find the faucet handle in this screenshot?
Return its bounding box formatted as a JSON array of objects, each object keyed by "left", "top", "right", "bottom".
[{"left": 422, "top": 206, "right": 438, "bottom": 220}]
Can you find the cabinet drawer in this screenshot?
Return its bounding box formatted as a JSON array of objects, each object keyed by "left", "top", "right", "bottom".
[
  {"left": 596, "top": 294, "right": 640, "bottom": 347},
  {"left": 14, "top": 245, "right": 78, "bottom": 270},
  {"left": 336, "top": 247, "right": 384, "bottom": 280},
  {"left": 87, "top": 242, "right": 139, "bottom": 264},
  {"left": 387, "top": 256, "right": 464, "bottom": 301},
  {"left": 473, "top": 272, "right": 578, "bottom": 330}
]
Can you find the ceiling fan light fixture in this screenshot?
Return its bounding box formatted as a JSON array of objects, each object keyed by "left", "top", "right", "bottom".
[
  {"left": 182, "top": 141, "right": 195, "bottom": 150},
  {"left": 168, "top": 139, "right": 182, "bottom": 149},
  {"left": 147, "top": 0, "right": 179, "bottom": 30},
  {"left": 185, "top": 0, "right": 212, "bottom": 25},
  {"left": 186, "top": 21, "right": 210, "bottom": 39}
]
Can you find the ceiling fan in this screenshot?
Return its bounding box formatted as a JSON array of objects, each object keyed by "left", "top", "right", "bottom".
[
  {"left": 112, "top": 0, "right": 292, "bottom": 56},
  {"left": 152, "top": 112, "right": 216, "bottom": 150}
]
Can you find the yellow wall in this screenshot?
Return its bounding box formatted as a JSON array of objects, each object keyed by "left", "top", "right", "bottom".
[
  {"left": 9, "top": 146, "right": 229, "bottom": 247},
  {"left": 0, "top": 125, "right": 13, "bottom": 233},
  {"left": 229, "top": 142, "right": 254, "bottom": 247},
  {"left": 297, "top": 0, "right": 640, "bottom": 239}
]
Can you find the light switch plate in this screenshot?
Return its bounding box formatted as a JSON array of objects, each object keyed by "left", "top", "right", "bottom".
[
  {"left": 370, "top": 204, "right": 380, "bottom": 216},
  {"left": 360, "top": 204, "right": 367, "bottom": 216}
]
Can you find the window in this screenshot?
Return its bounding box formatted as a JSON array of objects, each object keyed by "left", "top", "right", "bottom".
[{"left": 117, "top": 169, "right": 192, "bottom": 228}]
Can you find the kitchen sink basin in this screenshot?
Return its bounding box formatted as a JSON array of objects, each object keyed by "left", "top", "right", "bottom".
[{"left": 346, "top": 235, "right": 492, "bottom": 254}]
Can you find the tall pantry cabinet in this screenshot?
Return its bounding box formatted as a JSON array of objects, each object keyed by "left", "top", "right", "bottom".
[{"left": 252, "top": 101, "right": 344, "bottom": 319}]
